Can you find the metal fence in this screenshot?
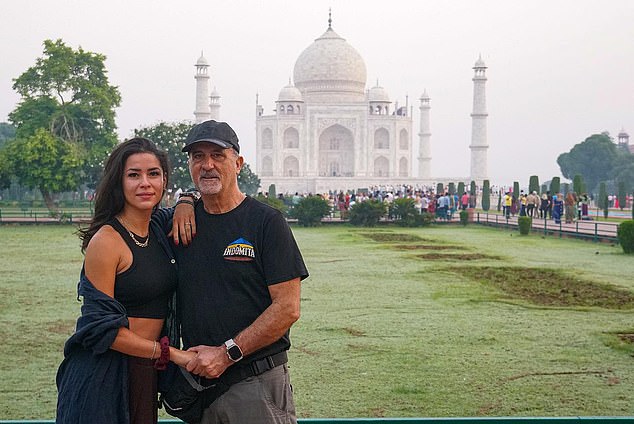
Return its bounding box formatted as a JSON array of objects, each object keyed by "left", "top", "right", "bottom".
[
  {"left": 1, "top": 418, "right": 633, "bottom": 424},
  {"left": 474, "top": 213, "right": 619, "bottom": 243}
]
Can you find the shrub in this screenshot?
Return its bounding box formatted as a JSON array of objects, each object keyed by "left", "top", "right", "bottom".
[
  {"left": 349, "top": 200, "right": 386, "bottom": 227},
  {"left": 255, "top": 194, "right": 287, "bottom": 215},
  {"left": 459, "top": 210, "right": 469, "bottom": 226},
  {"left": 617, "top": 220, "right": 634, "bottom": 254},
  {"left": 518, "top": 216, "right": 532, "bottom": 235},
  {"left": 391, "top": 198, "right": 418, "bottom": 227},
  {"left": 290, "top": 195, "right": 330, "bottom": 227}
]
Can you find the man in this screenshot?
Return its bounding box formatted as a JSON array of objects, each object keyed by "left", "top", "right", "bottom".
[{"left": 172, "top": 120, "right": 308, "bottom": 423}]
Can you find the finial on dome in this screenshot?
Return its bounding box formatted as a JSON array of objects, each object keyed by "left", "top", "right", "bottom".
[{"left": 328, "top": 8, "right": 332, "bottom": 29}]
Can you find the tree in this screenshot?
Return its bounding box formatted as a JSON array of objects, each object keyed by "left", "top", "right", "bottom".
[
  {"left": 598, "top": 182, "right": 607, "bottom": 211},
  {"left": 238, "top": 162, "right": 261, "bottom": 196},
  {"left": 617, "top": 180, "right": 626, "bottom": 210},
  {"left": 448, "top": 182, "right": 455, "bottom": 195},
  {"left": 573, "top": 175, "right": 583, "bottom": 194},
  {"left": 557, "top": 133, "right": 619, "bottom": 193},
  {"left": 529, "top": 175, "right": 539, "bottom": 194},
  {"left": 513, "top": 181, "right": 520, "bottom": 199},
  {"left": 611, "top": 155, "right": 634, "bottom": 194},
  {"left": 481, "top": 180, "right": 490, "bottom": 211},
  {"left": 134, "top": 121, "right": 193, "bottom": 190},
  {"left": 436, "top": 182, "right": 444, "bottom": 194},
  {"left": 457, "top": 182, "right": 465, "bottom": 196},
  {"left": 0, "top": 122, "right": 16, "bottom": 148},
  {"left": 550, "top": 177, "right": 561, "bottom": 194},
  {"left": 9, "top": 39, "right": 121, "bottom": 188},
  {"left": 3, "top": 129, "right": 82, "bottom": 213}
]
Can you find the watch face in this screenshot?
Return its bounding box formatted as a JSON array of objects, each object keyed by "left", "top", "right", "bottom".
[{"left": 228, "top": 345, "right": 242, "bottom": 360}]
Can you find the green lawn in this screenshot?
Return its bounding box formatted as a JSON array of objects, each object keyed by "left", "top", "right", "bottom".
[{"left": 1, "top": 224, "right": 633, "bottom": 419}]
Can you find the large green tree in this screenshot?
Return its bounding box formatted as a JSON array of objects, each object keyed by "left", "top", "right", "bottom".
[
  {"left": 237, "top": 162, "right": 261, "bottom": 196},
  {"left": 557, "top": 133, "right": 619, "bottom": 193},
  {"left": 0, "top": 122, "right": 16, "bottom": 148},
  {"left": 134, "top": 121, "right": 193, "bottom": 191},
  {"left": 2, "top": 129, "right": 83, "bottom": 211},
  {"left": 8, "top": 39, "right": 121, "bottom": 188}
]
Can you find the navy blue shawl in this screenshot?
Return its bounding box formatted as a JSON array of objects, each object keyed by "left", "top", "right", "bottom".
[{"left": 55, "top": 273, "right": 130, "bottom": 423}]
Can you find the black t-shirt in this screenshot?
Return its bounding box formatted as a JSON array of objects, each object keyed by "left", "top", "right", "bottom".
[
  {"left": 174, "top": 196, "right": 308, "bottom": 361},
  {"left": 109, "top": 219, "right": 177, "bottom": 319}
]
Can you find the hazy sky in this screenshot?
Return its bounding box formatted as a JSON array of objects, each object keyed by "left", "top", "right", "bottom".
[{"left": 1, "top": 0, "right": 633, "bottom": 185}]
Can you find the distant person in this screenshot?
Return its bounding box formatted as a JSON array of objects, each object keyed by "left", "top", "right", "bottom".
[
  {"left": 552, "top": 194, "right": 564, "bottom": 224},
  {"left": 503, "top": 192, "right": 512, "bottom": 218},
  {"left": 564, "top": 192, "right": 577, "bottom": 223},
  {"left": 460, "top": 192, "right": 469, "bottom": 210},
  {"left": 56, "top": 138, "right": 195, "bottom": 424}
]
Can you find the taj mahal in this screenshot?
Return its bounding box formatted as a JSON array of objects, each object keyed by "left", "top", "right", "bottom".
[{"left": 192, "top": 16, "right": 489, "bottom": 194}]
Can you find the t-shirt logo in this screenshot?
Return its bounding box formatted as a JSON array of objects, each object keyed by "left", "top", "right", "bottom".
[{"left": 223, "top": 238, "right": 255, "bottom": 262}]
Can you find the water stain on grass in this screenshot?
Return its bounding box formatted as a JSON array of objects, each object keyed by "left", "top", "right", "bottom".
[
  {"left": 418, "top": 252, "right": 501, "bottom": 261},
  {"left": 447, "top": 266, "right": 634, "bottom": 309}
]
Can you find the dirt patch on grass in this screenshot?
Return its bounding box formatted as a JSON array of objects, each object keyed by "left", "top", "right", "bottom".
[
  {"left": 47, "top": 319, "right": 75, "bottom": 335},
  {"left": 358, "top": 232, "right": 426, "bottom": 243},
  {"left": 447, "top": 266, "right": 634, "bottom": 309},
  {"left": 418, "top": 253, "right": 500, "bottom": 261},
  {"left": 344, "top": 327, "right": 366, "bottom": 337},
  {"left": 618, "top": 333, "right": 634, "bottom": 343},
  {"left": 394, "top": 244, "right": 467, "bottom": 250}
]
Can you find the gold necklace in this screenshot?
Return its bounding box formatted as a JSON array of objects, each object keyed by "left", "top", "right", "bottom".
[{"left": 118, "top": 216, "right": 149, "bottom": 248}]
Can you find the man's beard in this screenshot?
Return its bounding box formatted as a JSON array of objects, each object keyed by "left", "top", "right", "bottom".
[{"left": 196, "top": 172, "right": 222, "bottom": 195}]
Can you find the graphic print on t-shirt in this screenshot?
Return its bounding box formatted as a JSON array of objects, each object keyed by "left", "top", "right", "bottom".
[{"left": 223, "top": 238, "right": 256, "bottom": 261}]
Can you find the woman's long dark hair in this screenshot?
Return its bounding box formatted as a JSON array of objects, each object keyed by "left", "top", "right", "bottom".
[{"left": 78, "top": 137, "right": 170, "bottom": 252}]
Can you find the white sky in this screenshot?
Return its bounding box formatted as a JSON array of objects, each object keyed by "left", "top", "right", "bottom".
[{"left": 1, "top": 0, "right": 633, "bottom": 185}]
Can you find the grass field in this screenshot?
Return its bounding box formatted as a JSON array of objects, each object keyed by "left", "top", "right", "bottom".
[{"left": 0, "top": 223, "right": 633, "bottom": 419}]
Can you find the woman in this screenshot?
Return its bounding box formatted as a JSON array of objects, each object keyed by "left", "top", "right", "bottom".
[
  {"left": 552, "top": 194, "right": 564, "bottom": 224},
  {"left": 56, "top": 138, "right": 195, "bottom": 424}
]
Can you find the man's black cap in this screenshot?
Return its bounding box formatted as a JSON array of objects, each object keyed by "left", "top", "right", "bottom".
[{"left": 182, "top": 120, "right": 240, "bottom": 153}]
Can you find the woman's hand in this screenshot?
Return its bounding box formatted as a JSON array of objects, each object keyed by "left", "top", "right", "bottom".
[
  {"left": 171, "top": 201, "right": 196, "bottom": 246},
  {"left": 170, "top": 346, "right": 197, "bottom": 368}
]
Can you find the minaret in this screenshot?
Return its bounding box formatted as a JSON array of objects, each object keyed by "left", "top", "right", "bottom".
[
  {"left": 209, "top": 87, "right": 221, "bottom": 121},
  {"left": 194, "top": 52, "right": 211, "bottom": 123},
  {"left": 418, "top": 90, "right": 432, "bottom": 179},
  {"left": 470, "top": 55, "right": 489, "bottom": 183}
]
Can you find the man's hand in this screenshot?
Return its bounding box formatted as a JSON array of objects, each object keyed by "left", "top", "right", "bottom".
[
  {"left": 171, "top": 202, "right": 197, "bottom": 246},
  {"left": 186, "top": 345, "right": 232, "bottom": 378}
]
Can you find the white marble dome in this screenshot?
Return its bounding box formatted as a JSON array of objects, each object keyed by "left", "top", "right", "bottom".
[
  {"left": 293, "top": 27, "right": 367, "bottom": 96},
  {"left": 196, "top": 54, "right": 209, "bottom": 66},
  {"left": 368, "top": 85, "right": 390, "bottom": 103},
  {"left": 278, "top": 84, "right": 303, "bottom": 102}
]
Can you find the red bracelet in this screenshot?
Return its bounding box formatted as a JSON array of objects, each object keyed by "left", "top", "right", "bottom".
[{"left": 154, "top": 336, "right": 170, "bottom": 370}]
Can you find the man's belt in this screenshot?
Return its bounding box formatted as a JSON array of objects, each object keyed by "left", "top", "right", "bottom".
[{"left": 219, "top": 350, "right": 288, "bottom": 386}]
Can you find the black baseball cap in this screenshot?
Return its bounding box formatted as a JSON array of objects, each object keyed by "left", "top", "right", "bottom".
[{"left": 182, "top": 120, "right": 240, "bottom": 153}]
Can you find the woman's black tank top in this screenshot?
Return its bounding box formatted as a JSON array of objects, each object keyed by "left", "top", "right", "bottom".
[{"left": 109, "top": 218, "right": 177, "bottom": 319}]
